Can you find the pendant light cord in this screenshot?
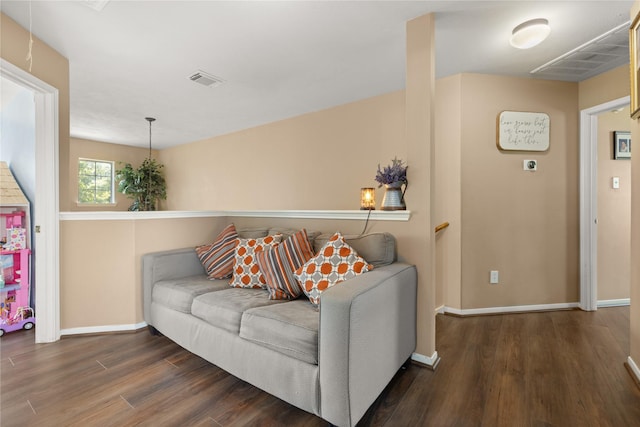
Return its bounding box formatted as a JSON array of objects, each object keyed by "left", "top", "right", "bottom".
[
  {"left": 145, "top": 117, "right": 156, "bottom": 210},
  {"left": 26, "top": 1, "right": 33, "bottom": 72},
  {"left": 146, "top": 117, "right": 156, "bottom": 159}
]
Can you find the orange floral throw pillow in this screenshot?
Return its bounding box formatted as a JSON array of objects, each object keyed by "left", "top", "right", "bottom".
[
  {"left": 294, "top": 232, "right": 373, "bottom": 306},
  {"left": 229, "top": 234, "right": 282, "bottom": 289}
]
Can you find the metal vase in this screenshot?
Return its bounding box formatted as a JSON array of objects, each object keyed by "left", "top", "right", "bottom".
[{"left": 381, "top": 182, "right": 406, "bottom": 210}]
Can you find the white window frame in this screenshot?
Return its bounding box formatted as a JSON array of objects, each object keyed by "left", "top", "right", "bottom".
[{"left": 77, "top": 158, "right": 115, "bottom": 205}]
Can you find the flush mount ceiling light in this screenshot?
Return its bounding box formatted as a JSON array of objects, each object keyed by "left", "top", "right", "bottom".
[{"left": 510, "top": 18, "right": 551, "bottom": 49}]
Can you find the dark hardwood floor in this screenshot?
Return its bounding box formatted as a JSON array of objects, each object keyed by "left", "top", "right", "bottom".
[{"left": 2, "top": 307, "right": 639, "bottom": 426}]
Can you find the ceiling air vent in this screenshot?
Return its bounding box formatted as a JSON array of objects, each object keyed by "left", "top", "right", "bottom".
[
  {"left": 188, "top": 71, "right": 224, "bottom": 88},
  {"left": 530, "top": 21, "right": 629, "bottom": 82}
]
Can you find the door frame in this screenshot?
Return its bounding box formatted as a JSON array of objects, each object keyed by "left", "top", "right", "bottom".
[
  {"left": 579, "top": 95, "right": 629, "bottom": 311},
  {"left": 1, "top": 59, "right": 60, "bottom": 342}
]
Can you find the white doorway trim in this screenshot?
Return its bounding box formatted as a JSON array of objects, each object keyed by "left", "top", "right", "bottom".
[
  {"left": 579, "top": 95, "right": 629, "bottom": 311},
  {"left": 1, "top": 59, "right": 60, "bottom": 343}
]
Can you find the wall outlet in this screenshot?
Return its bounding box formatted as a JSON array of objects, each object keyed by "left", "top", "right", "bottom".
[{"left": 490, "top": 270, "right": 499, "bottom": 284}]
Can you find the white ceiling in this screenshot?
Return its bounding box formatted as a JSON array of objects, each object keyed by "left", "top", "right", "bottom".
[{"left": 0, "top": 1, "right": 634, "bottom": 149}]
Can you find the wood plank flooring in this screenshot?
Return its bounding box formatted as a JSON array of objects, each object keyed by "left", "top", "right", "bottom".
[{"left": 2, "top": 307, "right": 639, "bottom": 426}]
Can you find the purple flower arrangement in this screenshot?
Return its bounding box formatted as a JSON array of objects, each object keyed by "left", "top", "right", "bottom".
[{"left": 375, "top": 157, "right": 408, "bottom": 187}]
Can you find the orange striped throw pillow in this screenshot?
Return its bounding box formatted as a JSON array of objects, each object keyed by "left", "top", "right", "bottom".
[
  {"left": 255, "top": 229, "right": 315, "bottom": 300},
  {"left": 294, "top": 232, "right": 373, "bottom": 306},
  {"left": 230, "top": 234, "right": 282, "bottom": 289},
  {"left": 195, "top": 223, "right": 239, "bottom": 279}
]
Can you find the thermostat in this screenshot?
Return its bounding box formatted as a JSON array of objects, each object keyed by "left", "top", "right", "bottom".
[{"left": 524, "top": 160, "right": 537, "bottom": 171}]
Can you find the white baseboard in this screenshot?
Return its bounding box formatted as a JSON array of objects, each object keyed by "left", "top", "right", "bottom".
[
  {"left": 411, "top": 351, "right": 440, "bottom": 369},
  {"left": 61, "top": 321, "right": 147, "bottom": 336},
  {"left": 628, "top": 356, "right": 640, "bottom": 385},
  {"left": 597, "top": 298, "right": 630, "bottom": 308},
  {"left": 442, "top": 302, "right": 580, "bottom": 316}
]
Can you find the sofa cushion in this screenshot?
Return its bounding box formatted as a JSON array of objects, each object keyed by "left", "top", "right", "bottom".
[
  {"left": 255, "top": 229, "right": 315, "bottom": 300},
  {"left": 237, "top": 227, "right": 269, "bottom": 239},
  {"left": 268, "top": 228, "right": 321, "bottom": 245},
  {"left": 230, "top": 235, "right": 282, "bottom": 289},
  {"left": 153, "top": 275, "right": 228, "bottom": 313},
  {"left": 191, "top": 288, "right": 285, "bottom": 334},
  {"left": 240, "top": 299, "right": 319, "bottom": 365},
  {"left": 195, "top": 223, "right": 238, "bottom": 280},
  {"left": 313, "top": 232, "right": 396, "bottom": 267},
  {"left": 296, "top": 232, "right": 373, "bottom": 306}
]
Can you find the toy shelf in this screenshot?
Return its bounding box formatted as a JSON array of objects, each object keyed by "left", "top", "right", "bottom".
[
  {"left": 1, "top": 214, "right": 31, "bottom": 330},
  {"left": 0, "top": 163, "right": 33, "bottom": 335}
]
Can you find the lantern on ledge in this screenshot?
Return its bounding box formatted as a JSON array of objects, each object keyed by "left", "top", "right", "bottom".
[{"left": 360, "top": 188, "right": 376, "bottom": 210}]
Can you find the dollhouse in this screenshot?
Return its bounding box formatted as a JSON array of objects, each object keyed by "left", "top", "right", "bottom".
[{"left": 0, "top": 162, "right": 33, "bottom": 336}]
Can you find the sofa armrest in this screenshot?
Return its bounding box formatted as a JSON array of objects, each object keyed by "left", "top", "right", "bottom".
[
  {"left": 142, "top": 247, "right": 205, "bottom": 325},
  {"left": 319, "top": 263, "right": 417, "bottom": 427}
]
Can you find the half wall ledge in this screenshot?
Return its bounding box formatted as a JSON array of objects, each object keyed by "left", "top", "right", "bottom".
[{"left": 59, "top": 210, "right": 411, "bottom": 221}]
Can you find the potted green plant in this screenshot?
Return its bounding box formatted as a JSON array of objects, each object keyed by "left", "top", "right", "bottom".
[
  {"left": 375, "top": 157, "right": 408, "bottom": 210},
  {"left": 116, "top": 157, "right": 167, "bottom": 211}
]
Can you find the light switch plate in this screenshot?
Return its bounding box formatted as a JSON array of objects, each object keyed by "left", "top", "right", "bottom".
[{"left": 490, "top": 270, "right": 499, "bottom": 284}]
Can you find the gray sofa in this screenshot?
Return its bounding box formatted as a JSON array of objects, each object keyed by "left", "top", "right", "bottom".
[{"left": 142, "top": 228, "right": 417, "bottom": 427}]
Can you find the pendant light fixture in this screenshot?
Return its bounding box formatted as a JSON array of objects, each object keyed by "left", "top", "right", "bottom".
[
  {"left": 510, "top": 18, "right": 551, "bottom": 49},
  {"left": 145, "top": 117, "right": 156, "bottom": 158}
]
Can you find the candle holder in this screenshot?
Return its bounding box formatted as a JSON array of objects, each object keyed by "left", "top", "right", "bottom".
[{"left": 360, "top": 188, "right": 375, "bottom": 210}]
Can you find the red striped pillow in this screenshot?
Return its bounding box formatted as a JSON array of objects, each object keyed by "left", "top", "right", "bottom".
[
  {"left": 195, "top": 223, "right": 239, "bottom": 279},
  {"left": 255, "top": 229, "right": 315, "bottom": 300}
]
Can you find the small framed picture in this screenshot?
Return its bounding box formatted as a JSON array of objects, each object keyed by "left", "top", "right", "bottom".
[{"left": 613, "top": 131, "right": 631, "bottom": 160}]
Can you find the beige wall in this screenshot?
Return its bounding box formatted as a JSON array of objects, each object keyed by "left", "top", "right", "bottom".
[
  {"left": 630, "top": 0, "right": 640, "bottom": 379},
  {"left": 60, "top": 216, "right": 228, "bottom": 328},
  {"left": 460, "top": 74, "right": 579, "bottom": 309},
  {"left": 159, "top": 91, "right": 405, "bottom": 211},
  {"left": 1, "top": 13, "right": 71, "bottom": 211},
  {"left": 69, "top": 137, "right": 157, "bottom": 211},
  {"left": 579, "top": 65, "right": 629, "bottom": 110},
  {"left": 597, "top": 108, "right": 631, "bottom": 301},
  {"left": 435, "top": 74, "right": 462, "bottom": 310}
]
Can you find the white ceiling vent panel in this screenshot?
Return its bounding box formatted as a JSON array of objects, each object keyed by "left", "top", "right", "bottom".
[
  {"left": 188, "top": 71, "right": 225, "bottom": 88},
  {"left": 530, "top": 22, "right": 629, "bottom": 82}
]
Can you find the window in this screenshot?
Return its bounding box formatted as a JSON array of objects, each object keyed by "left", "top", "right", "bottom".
[{"left": 78, "top": 159, "right": 114, "bottom": 204}]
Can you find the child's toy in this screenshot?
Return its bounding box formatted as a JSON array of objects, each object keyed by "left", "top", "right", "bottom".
[{"left": 0, "top": 306, "right": 35, "bottom": 337}]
